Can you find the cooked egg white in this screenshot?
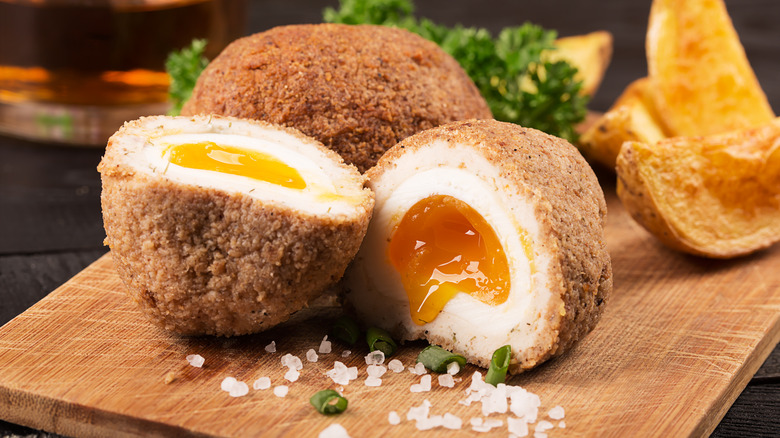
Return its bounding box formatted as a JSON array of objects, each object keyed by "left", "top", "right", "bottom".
[{"left": 345, "top": 140, "right": 556, "bottom": 365}]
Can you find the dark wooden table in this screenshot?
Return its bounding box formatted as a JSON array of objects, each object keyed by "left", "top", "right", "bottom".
[{"left": 1, "top": 1, "right": 778, "bottom": 436}]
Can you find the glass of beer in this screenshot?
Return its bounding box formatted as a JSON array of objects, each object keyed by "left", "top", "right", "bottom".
[{"left": 0, "top": 0, "right": 247, "bottom": 145}]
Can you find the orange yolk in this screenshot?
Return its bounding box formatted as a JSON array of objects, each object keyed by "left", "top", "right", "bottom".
[
  {"left": 165, "top": 141, "right": 306, "bottom": 189},
  {"left": 388, "top": 195, "right": 510, "bottom": 325}
]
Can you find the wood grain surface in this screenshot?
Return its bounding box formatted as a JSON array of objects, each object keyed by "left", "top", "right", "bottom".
[{"left": 0, "top": 182, "right": 778, "bottom": 438}]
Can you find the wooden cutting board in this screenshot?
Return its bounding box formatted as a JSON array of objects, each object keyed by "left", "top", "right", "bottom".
[{"left": 1, "top": 183, "right": 779, "bottom": 438}]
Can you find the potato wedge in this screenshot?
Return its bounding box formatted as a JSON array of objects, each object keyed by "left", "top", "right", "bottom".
[
  {"left": 647, "top": 0, "right": 774, "bottom": 137},
  {"left": 616, "top": 119, "right": 780, "bottom": 258},
  {"left": 578, "top": 78, "right": 667, "bottom": 169},
  {"left": 551, "top": 31, "right": 613, "bottom": 97}
]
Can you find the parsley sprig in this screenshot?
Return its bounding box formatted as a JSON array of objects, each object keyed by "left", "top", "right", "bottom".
[{"left": 165, "top": 39, "right": 209, "bottom": 116}]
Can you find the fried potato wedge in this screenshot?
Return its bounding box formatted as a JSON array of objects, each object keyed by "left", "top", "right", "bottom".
[
  {"left": 551, "top": 30, "right": 613, "bottom": 97},
  {"left": 647, "top": 0, "right": 775, "bottom": 137},
  {"left": 616, "top": 119, "right": 780, "bottom": 258},
  {"left": 578, "top": 78, "right": 667, "bottom": 169}
]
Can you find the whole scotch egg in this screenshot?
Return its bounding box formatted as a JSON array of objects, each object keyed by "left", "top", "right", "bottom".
[
  {"left": 344, "top": 119, "right": 612, "bottom": 372},
  {"left": 99, "top": 115, "right": 373, "bottom": 336}
]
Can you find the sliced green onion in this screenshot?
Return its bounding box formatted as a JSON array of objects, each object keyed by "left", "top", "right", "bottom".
[
  {"left": 331, "top": 316, "right": 361, "bottom": 345},
  {"left": 416, "top": 345, "right": 466, "bottom": 373},
  {"left": 366, "top": 327, "right": 397, "bottom": 357},
  {"left": 485, "top": 345, "right": 512, "bottom": 386},
  {"left": 310, "top": 389, "right": 348, "bottom": 415}
]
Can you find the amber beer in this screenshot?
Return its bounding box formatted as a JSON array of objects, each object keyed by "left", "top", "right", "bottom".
[{"left": 0, "top": 0, "right": 246, "bottom": 144}]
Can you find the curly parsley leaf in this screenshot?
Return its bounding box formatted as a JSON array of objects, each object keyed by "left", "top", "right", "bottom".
[
  {"left": 324, "top": 0, "right": 588, "bottom": 142},
  {"left": 165, "top": 39, "right": 209, "bottom": 116}
]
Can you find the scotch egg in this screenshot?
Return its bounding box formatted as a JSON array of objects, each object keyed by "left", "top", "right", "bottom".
[
  {"left": 98, "top": 115, "right": 373, "bottom": 336},
  {"left": 344, "top": 119, "right": 612, "bottom": 372}
]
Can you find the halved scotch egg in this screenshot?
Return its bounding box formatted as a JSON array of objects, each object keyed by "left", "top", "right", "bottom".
[
  {"left": 98, "top": 115, "right": 373, "bottom": 336},
  {"left": 344, "top": 119, "right": 612, "bottom": 372}
]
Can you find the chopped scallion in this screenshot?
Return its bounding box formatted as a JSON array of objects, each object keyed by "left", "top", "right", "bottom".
[
  {"left": 366, "top": 327, "right": 397, "bottom": 357},
  {"left": 309, "top": 389, "right": 348, "bottom": 415},
  {"left": 331, "top": 316, "right": 361, "bottom": 345},
  {"left": 416, "top": 345, "right": 466, "bottom": 373},
  {"left": 485, "top": 345, "right": 512, "bottom": 386}
]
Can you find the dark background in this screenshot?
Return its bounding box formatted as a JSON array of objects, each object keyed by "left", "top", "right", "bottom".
[{"left": 1, "top": 0, "right": 778, "bottom": 436}]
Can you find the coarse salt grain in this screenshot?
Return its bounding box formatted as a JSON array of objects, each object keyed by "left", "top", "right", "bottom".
[
  {"left": 319, "top": 335, "right": 332, "bottom": 354},
  {"left": 284, "top": 368, "right": 300, "bottom": 382},
  {"left": 306, "top": 349, "right": 319, "bottom": 363},
  {"left": 415, "top": 415, "right": 443, "bottom": 431},
  {"left": 318, "top": 423, "right": 351, "bottom": 438},
  {"left": 548, "top": 405, "right": 565, "bottom": 420},
  {"left": 367, "top": 364, "right": 387, "bottom": 378},
  {"left": 341, "top": 350, "right": 352, "bottom": 357},
  {"left": 388, "top": 359, "right": 404, "bottom": 373},
  {"left": 365, "top": 376, "right": 382, "bottom": 387},
  {"left": 221, "top": 377, "right": 237, "bottom": 392},
  {"left": 559, "top": 421, "right": 566, "bottom": 429},
  {"left": 326, "top": 361, "right": 358, "bottom": 386},
  {"left": 471, "top": 417, "right": 502, "bottom": 433},
  {"left": 228, "top": 381, "right": 249, "bottom": 397},
  {"left": 273, "top": 385, "right": 289, "bottom": 397},
  {"left": 442, "top": 413, "right": 462, "bottom": 430},
  {"left": 507, "top": 417, "right": 529, "bottom": 437},
  {"left": 533, "top": 433, "right": 548, "bottom": 438},
  {"left": 365, "top": 350, "right": 385, "bottom": 365},
  {"left": 264, "top": 341, "right": 276, "bottom": 353},
  {"left": 186, "top": 354, "right": 204, "bottom": 368},
  {"left": 410, "top": 374, "right": 432, "bottom": 393},
  {"left": 253, "top": 377, "right": 271, "bottom": 390},
  {"left": 536, "top": 420, "right": 554, "bottom": 432},
  {"left": 347, "top": 366, "right": 358, "bottom": 380},
  {"left": 409, "top": 362, "right": 427, "bottom": 375},
  {"left": 446, "top": 361, "right": 460, "bottom": 375},
  {"left": 438, "top": 373, "right": 455, "bottom": 388},
  {"left": 407, "top": 399, "right": 432, "bottom": 421},
  {"left": 281, "top": 353, "right": 303, "bottom": 371},
  {"left": 388, "top": 411, "right": 401, "bottom": 425}
]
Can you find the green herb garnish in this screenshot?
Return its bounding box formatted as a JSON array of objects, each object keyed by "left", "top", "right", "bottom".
[
  {"left": 416, "top": 345, "right": 466, "bottom": 373},
  {"left": 485, "top": 344, "right": 512, "bottom": 386},
  {"left": 366, "top": 327, "right": 398, "bottom": 357},
  {"left": 331, "top": 316, "right": 361, "bottom": 345},
  {"left": 324, "top": 0, "right": 587, "bottom": 142},
  {"left": 165, "top": 39, "right": 209, "bottom": 116},
  {"left": 310, "top": 389, "right": 349, "bottom": 415}
]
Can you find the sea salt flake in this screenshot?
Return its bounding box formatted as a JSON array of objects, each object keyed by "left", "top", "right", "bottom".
[
  {"left": 388, "top": 411, "right": 401, "bottom": 425},
  {"left": 253, "top": 377, "right": 271, "bottom": 390},
  {"left": 365, "top": 376, "right": 382, "bottom": 387},
  {"left": 341, "top": 350, "right": 352, "bottom": 357},
  {"left": 273, "top": 385, "right": 289, "bottom": 397},
  {"left": 306, "top": 349, "right": 319, "bottom": 363},
  {"left": 407, "top": 400, "right": 432, "bottom": 421},
  {"left": 409, "top": 362, "right": 427, "bottom": 375},
  {"left": 284, "top": 368, "right": 300, "bottom": 382},
  {"left": 221, "top": 377, "right": 237, "bottom": 392},
  {"left": 318, "top": 423, "right": 351, "bottom": 438},
  {"left": 388, "top": 359, "right": 404, "bottom": 373},
  {"left": 365, "top": 350, "right": 385, "bottom": 365},
  {"left": 442, "top": 413, "right": 462, "bottom": 430},
  {"left": 264, "top": 341, "right": 276, "bottom": 353},
  {"left": 185, "top": 354, "right": 204, "bottom": 368},
  {"left": 446, "top": 361, "right": 460, "bottom": 375},
  {"left": 548, "top": 405, "right": 565, "bottom": 420},
  {"left": 438, "top": 373, "right": 455, "bottom": 388},
  {"left": 281, "top": 353, "right": 303, "bottom": 371},
  {"left": 367, "top": 364, "right": 387, "bottom": 378},
  {"left": 536, "top": 420, "right": 554, "bottom": 432},
  {"left": 507, "top": 417, "right": 529, "bottom": 437},
  {"left": 319, "top": 335, "right": 332, "bottom": 354},
  {"left": 410, "top": 374, "right": 432, "bottom": 393},
  {"left": 228, "top": 381, "right": 249, "bottom": 397}
]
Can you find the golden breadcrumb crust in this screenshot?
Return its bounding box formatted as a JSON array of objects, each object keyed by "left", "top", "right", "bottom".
[
  {"left": 99, "top": 116, "right": 373, "bottom": 336},
  {"left": 367, "top": 119, "right": 612, "bottom": 371},
  {"left": 181, "top": 23, "right": 492, "bottom": 173}
]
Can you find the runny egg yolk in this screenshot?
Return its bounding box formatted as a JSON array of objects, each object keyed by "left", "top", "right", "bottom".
[
  {"left": 388, "top": 195, "right": 510, "bottom": 325},
  {"left": 165, "top": 141, "right": 306, "bottom": 189}
]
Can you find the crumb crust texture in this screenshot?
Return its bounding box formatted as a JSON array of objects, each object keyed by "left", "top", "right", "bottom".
[
  {"left": 181, "top": 23, "right": 492, "bottom": 173},
  {"left": 99, "top": 116, "right": 373, "bottom": 336},
  {"left": 353, "top": 119, "right": 612, "bottom": 372}
]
